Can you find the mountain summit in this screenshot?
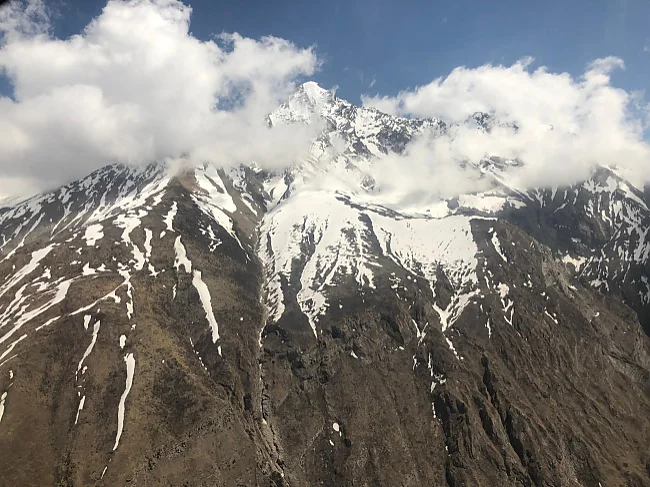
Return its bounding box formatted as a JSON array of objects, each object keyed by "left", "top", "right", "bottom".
[{"left": 0, "top": 84, "right": 648, "bottom": 486}]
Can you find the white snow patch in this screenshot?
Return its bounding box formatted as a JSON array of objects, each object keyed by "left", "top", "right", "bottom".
[
  {"left": 113, "top": 352, "right": 135, "bottom": 451},
  {"left": 444, "top": 335, "right": 459, "bottom": 359},
  {"left": 561, "top": 253, "right": 586, "bottom": 271},
  {"left": 0, "top": 391, "right": 6, "bottom": 423},
  {"left": 82, "top": 263, "right": 96, "bottom": 276},
  {"left": 35, "top": 315, "right": 60, "bottom": 331},
  {"left": 83, "top": 224, "right": 104, "bottom": 247},
  {"left": 0, "top": 244, "right": 55, "bottom": 300},
  {"left": 0, "top": 279, "right": 72, "bottom": 345},
  {"left": 544, "top": 310, "right": 559, "bottom": 324},
  {"left": 174, "top": 236, "right": 192, "bottom": 273},
  {"left": 192, "top": 270, "right": 221, "bottom": 348},
  {"left": 76, "top": 321, "right": 100, "bottom": 381},
  {"left": 163, "top": 202, "right": 177, "bottom": 232},
  {"left": 0, "top": 334, "right": 26, "bottom": 363},
  {"left": 115, "top": 211, "right": 147, "bottom": 271},
  {"left": 192, "top": 165, "right": 245, "bottom": 252},
  {"left": 144, "top": 229, "right": 153, "bottom": 259},
  {"left": 74, "top": 395, "right": 86, "bottom": 425},
  {"left": 491, "top": 232, "right": 508, "bottom": 263}
]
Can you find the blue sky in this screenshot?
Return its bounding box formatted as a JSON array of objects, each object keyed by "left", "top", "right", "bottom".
[{"left": 48, "top": 0, "right": 650, "bottom": 103}]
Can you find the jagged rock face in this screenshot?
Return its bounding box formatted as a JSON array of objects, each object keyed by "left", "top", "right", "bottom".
[
  {"left": 0, "top": 83, "right": 649, "bottom": 487},
  {"left": 503, "top": 167, "right": 650, "bottom": 336}
]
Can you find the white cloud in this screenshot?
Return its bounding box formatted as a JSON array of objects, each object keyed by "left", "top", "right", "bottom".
[
  {"left": 0, "top": 0, "right": 49, "bottom": 41},
  {"left": 0, "top": 0, "right": 321, "bottom": 196},
  {"left": 363, "top": 57, "right": 650, "bottom": 193},
  {"left": 1, "top": 2, "right": 647, "bottom": 201}
]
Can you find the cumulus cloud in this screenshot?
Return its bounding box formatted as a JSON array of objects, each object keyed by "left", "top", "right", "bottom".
[
  {"left": 363, "top": 57, "right": 650, "bottom": 194},
  {"left": 1, "top": 1, "right": 648, "bottom": 201},
  {"left": 0, "top": 0, "right": 321, "bottom": 196}
]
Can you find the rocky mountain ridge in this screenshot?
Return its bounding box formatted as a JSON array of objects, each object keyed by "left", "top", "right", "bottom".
[{"left": 0, "top": 82, "right": 648, "bottom": 486}]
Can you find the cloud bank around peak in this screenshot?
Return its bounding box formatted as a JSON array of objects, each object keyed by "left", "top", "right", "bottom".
[
  {"left": 1, "top": 1, "right": 648, "bottom": 201},
  {"left": 362, "top": 57, "right": 650, "bottom": 193},
  {"left": 0, "top": 0, "right": 321, "bottom": 197}
]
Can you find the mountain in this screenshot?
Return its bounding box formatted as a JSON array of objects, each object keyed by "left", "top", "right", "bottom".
[{"left": 0, "top": 82, "right": 649, "bottom": 487}]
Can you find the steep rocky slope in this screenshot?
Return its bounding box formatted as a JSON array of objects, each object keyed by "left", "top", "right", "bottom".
[{"left": 0, "top": 83, "right": 648, "bottom": 486}]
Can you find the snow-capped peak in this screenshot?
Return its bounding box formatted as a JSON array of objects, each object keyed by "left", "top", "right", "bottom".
[
  {"left": 297, "top": 81, "right": 335, "bottom": 104},
  {"left": 269, "top": 81, "right": 336, "bottom": 125}
]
